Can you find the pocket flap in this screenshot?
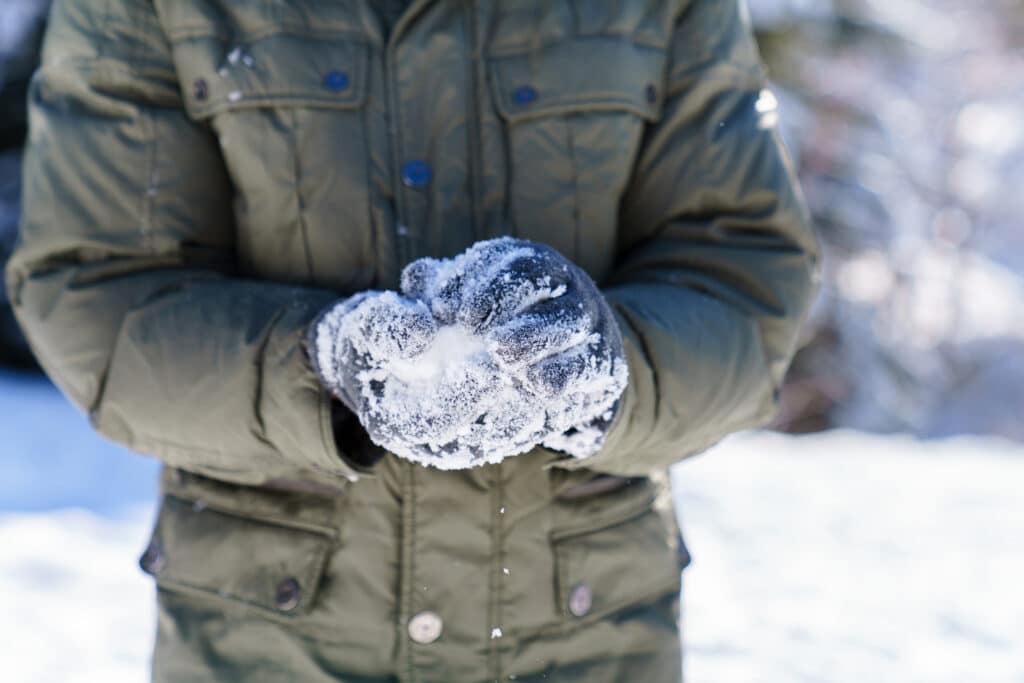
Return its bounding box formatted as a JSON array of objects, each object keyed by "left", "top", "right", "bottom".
[
  {"left": 553, "top": 500, "right": 682, "bottom": 621},
  {"left": 170, "top": 32, "right": 370, "bottom": 119},
  {"left": 140, "top": 495, "right": 333, "bottom": 616},
  {"left": 488, "top": 39, "right": 666, "bottom": 124}
]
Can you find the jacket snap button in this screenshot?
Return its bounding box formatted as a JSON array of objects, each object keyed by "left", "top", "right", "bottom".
[
  {"left": 568, "top": 582, "right": 593, "bottom": 617},
  {"left": 513, "top": 85, "right": 537, "bottom": 105},
  {"left": 323, "top": 70, "right": 350, "bottom": 92},
  {"left": 645, "top": 82, "right": 658, "bottom": 104},
  {"left": 274, "top": 577, "right": 302, "bottom": 611},
  {"left": 408, "top": 610, "right": 443, "bottom": 644},
  {"left": 400, "top": 160, "right": 432, "bottom": 189},
  {"left": 193, "top": 78, "right": 209, "bottom": 101}
]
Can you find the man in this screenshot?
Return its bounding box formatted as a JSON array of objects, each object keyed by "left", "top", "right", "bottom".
[{"left": 7, "top": 0, "right": 818, "bottom": 680}]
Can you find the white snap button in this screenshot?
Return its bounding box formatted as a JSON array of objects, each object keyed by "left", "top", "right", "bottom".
[
  {"left": 408, "top": 610, "right": 443, "bottom": 644},
  {"left": 568, "top": 583, "right": 593, "bottom": 617}
]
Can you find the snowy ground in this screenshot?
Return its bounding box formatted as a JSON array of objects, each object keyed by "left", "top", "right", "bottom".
[
  {"left": 0, "top": 507, "right": 155, "bottom": 683},
  {"left": 674, "top": 431, "right": 1024, "bottom": 683},
  {"left": 1, "top": 372, "right": 1022, "bottom": 682}
]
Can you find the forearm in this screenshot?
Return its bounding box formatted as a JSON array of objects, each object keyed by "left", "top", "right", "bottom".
[
  {"left": 550, "top": 0, "right": 820, "bottom": 476},
  {"left": 6, "top": 4, "right": 373, "bottom": 483},
  {"left": 553, "top": 284, "right": 781, "bottom": 477},
  {"left": 9, "top": 258, "right": 361, "bottom": 482}
]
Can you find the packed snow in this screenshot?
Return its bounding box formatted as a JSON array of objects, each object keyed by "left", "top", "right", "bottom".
[
  {"left": 387, "top": 325, "right": 489, "bottom": 385},
  {"left": 312, "top": 238, "right": 627, "bottom": 469},
  {"left": 2, "top": 373, "right": 1022, "bottom": 682}
]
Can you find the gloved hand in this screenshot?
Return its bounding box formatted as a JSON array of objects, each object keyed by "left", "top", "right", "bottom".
[
  {"left": 403, "top": 237, "right": 629, "bottom": 458},
  {"left": 308, "top": 238, "right": 628, "bottom": 469},
  {"left": 307, "top": 290, "right": 508, "bottom": 467}
]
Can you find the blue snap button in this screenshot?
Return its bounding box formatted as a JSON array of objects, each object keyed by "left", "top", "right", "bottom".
[
  {"left": 645, "top": 83, "right": 658, "bottom": 104},
  {"left": 323, "top": 70, "right": 350, "bottom": 92},
  {"left": 513, "top": 85, "right": 538, "bottom": 105},
  {"left": 401, "top": 160, "right": 432, "bottom": 189}
]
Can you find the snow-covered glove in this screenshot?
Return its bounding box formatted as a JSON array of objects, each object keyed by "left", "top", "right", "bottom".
[
  {"left": 308, "top": 238, "right": 628, "bottom": 470},
  {"left": 307, "top": 290, "right": 506, "bottom": 464},
  {"left": 403, "top": 237, "right": 629, "bottom": 458}
]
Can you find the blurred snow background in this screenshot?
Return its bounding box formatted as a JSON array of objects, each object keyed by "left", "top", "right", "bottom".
[
  {"left": 1, "top": 0, "right": 1023, "bottom": 681},
  {"left": 753, "top": 0, "right": 1024, "bottom": 439}
]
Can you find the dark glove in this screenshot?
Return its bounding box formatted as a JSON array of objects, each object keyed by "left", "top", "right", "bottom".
[
  {"left": 309, "top": 287, "right": 529, "bottom": 469},
  {"left": 402, "top": 238, "right": 628, "bottom": 457},
  {"left": 307, "top": 239, "right": 628, "bottom": 468}
]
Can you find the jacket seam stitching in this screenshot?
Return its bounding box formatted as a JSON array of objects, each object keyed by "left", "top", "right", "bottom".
[
  {"left": 156, "top": 586, "right": 400, "bottom": 648},
  {"left": 87, "top": 105, "right": 160, "bottom": 430},
  {"left": 251, "top": 307, "right": 288, "bottom": 449},
  {"left": 666, "top": 62, "right": 766, "bottom": 98},
  {"left": 484, "top": 33, "right": 669, "bottom": 58},
  {"left": 465, "top": 3, "right": 482, "bottom": 244},
  {"left": 135, "top": 435, "right": 239, "bottom": 458},
  {"left": 403, "top": 463, "right": 417, "bottom": 682},
  {"left": 316, "top": 386, "right": 343, "bottom": 473},
  {"left": 601, "top": 301, "right": 658, "bottom": 459},
  {"left": 359, "top": 102, "right": 380, "bottom": 287},
  {"left": 166, "top": 25, "right": 373, "bottom": 45},
  {"left": 513, "top": 574, "right": 681, "bottom": 640},
  {"left": 488, "top": 463, "right": 505, "bottom": 679},
  {"left": 40, "top": 59, "right": 181, "bottom": 87},
  {"left": 160, "top": 493, "right": 339, "bottom": 535},
  {"left": 564, "top": 119, "right": 582, "bottom": 263},
  {"left": 288, "top": 108, "right": 317, "bottom": 279},
  {"left": 385, "top": 38, "right": 409, "bottom": 272}
]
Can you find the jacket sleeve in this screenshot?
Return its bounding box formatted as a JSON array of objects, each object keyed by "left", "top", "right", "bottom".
[
  {"left": 559, "top": 0, "right": 821, "bottom": 476},
  {"left": 4, "top": 0, "right": 362, "bottom": 484}
]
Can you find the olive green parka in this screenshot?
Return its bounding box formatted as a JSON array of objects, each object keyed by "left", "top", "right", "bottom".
[{"left": 6, "top": 0, "right": 818, "bottom": 680}]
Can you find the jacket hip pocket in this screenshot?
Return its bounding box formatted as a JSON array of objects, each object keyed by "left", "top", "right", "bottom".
[
  {"left": 139, "top": 493, "right": 336, "bottom": 618},
  {"left": 551, "top": 485, "right": 685, "bottom": 625}
]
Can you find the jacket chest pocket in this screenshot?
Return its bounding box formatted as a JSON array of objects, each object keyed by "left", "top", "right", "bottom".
[
  {"left": 488, "top": 39, "right": 667, "bottom": 278},
  {"left": 166, "top": 29, "right": 377, "bottom": 293}
]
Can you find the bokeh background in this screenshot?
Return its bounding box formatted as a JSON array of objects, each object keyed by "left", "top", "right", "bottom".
[{"left": 1, "top": 1, "right": 1021, "bottom": 681}]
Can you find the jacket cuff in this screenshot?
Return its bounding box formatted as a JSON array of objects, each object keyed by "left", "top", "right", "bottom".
[
  {"left": 545, "top": 359, "right": 639, "bottom": 475},
  {"left": 545, "top": 306, "right": 648, "bottom": 476},
  {"left": 328, "top": 398, "right": 387, "bottom": 473},
  {"left": 259, "top": 298, "right": 364, "bottom": 481}
]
